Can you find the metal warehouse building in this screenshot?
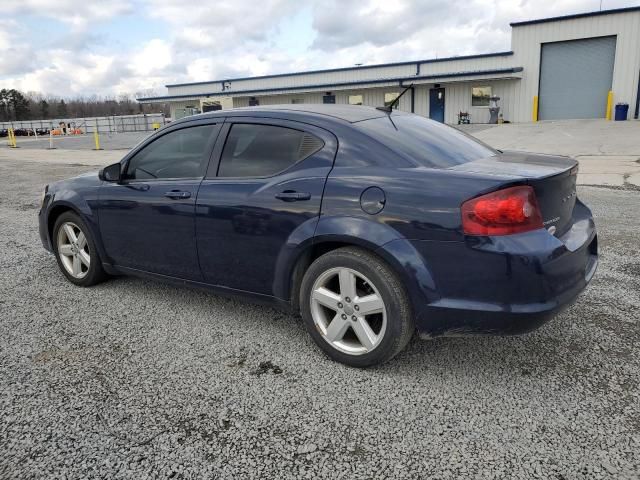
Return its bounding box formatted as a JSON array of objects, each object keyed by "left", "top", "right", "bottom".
[{"left": 138, "top": 6, "right": 640, "bottom": 124}]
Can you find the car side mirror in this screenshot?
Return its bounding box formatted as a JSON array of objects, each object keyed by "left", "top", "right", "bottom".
[{"left": 99, "top": 162, "right": 122, "bottom": 182}]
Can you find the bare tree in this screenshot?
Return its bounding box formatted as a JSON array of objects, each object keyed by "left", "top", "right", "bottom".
[{"left": 0, "top": 89, "right": 169, "bottom": 121}]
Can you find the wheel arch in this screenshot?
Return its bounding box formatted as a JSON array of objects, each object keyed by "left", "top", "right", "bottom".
[
  {"left": 46, "top": 199, "right": 108, "bottom": 263},
  {"left": 47, "top": 203, "right": 80, "bottom": 242},
  {"left": 279, "top": 216, "right": 439, "bottom": 315}
]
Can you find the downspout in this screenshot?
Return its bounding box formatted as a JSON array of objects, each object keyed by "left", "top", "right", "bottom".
[
  {"left": 635, "top": 69, "right": 640, "bottom": 119},
  {"left": 410, "top": 86, "right": 415, "bottom": 113},
  {"left": 412, "top": 63, "right": 420, "bottom": 113}
]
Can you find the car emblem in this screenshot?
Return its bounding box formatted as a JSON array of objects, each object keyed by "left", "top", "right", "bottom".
[{"left": 547, "top": 226, "right": 557, "bottom": 235}]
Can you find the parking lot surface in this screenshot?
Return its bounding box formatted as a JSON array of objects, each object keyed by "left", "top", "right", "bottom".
[
  {"left": 1, "top": 121, "right": 639, "bottom": 479},
  {"left": 8, "top": 131, "right": 151, "bottom": 151}
]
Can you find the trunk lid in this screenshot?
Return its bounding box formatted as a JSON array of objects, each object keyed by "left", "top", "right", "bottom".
[{"left": 450, "top": 151, "right": 578, "bottom": 236}]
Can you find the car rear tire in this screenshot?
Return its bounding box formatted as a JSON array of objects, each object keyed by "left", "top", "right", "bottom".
[
  {"left": 53, "top": 211, "right": 107, "bottom": 287},
  {"left": 299, "top": 247, "right": 414, "bottom": 367}
]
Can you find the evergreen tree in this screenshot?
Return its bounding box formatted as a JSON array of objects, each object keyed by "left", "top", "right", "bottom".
[
  {"left": 40, "top": 99, "right": 49, "bottom": 119},
  {"left": 0, "top": 89, "right": 9, "bottom": 122},
  {"left": 57, "top": 99, "right": 68, "bottom": 118}
]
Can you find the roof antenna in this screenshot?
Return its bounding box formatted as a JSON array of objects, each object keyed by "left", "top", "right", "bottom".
[{"left": 376, "top": 83, "right": 414, "bottom": 113}]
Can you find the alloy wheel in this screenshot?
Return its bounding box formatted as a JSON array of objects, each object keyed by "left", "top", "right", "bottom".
[
  {"left": 310, "top": 267, "right": 387, "bottom": 355},
  {"left": 56, "top": 222, "right": 90, "bottom": 279}
]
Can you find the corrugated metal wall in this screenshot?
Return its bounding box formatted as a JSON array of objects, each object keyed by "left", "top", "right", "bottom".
[
  {"left": 169, "top": 64, "right": 417, "bottom": 97},
  {"left": 169, "top": 100, "right": 202, "bottom": 119},
  {"left": 231, "top": 87, "right": 414, "bottom": 112},
  {"left": 419, "top": 55, "right": 514, "bottom": 75},
  {"left": 230, "top": 81, "right": 519, "bottom": 124},
  {"left": 511, "top": 10, "right": 640, "bottom": 122}
]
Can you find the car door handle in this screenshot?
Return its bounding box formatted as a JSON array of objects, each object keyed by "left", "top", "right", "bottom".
[
  {"left": 164, "top": 190, "right": 191, "bottom": 199},
  {"left": 275, "top": 191, "right": 311, "bottom": 201}
]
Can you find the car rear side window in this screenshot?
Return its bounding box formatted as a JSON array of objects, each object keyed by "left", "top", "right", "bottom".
[
  {"left": 124, "top": 124, "right": 216, "bottom": 180},
  {"left": 218, "top": 123, "right": 323, "bottom": 177},
  {"left": 355, "top": 114, "right": 496, "bottom": 168}
]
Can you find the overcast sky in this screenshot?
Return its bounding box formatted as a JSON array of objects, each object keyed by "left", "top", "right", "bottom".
[{"left": 1, "top": 0, "right": 637, "bottom": 98}]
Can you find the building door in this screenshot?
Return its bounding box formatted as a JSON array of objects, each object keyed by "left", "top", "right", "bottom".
[
  {"left": 429, "top": 87, "right": 445, "bottom": 123},
  {"left": 538, "top": 36, "right": 616, "bottom": 120}
]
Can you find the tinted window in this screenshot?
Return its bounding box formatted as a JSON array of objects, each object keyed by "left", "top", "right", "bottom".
[
  {"left": 125, "top": 125, "right": 215, "bottom": 180},
  {"left": 355, "top": 114, "right": 496, "bottom": 168},
  {"left": 218, "top": 124, "right": 323, "bottom": 177}
]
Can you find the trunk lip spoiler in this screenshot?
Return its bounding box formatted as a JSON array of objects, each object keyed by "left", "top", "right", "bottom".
[{"left": 448, "top": 151, "right": 578, "bottom": 181}]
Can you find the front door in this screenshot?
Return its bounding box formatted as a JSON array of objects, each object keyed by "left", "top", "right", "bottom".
[
  {"left": 196, "top": 118, "right": 337, "bottom": 296},
  {"left": 97, "top": 122, "right": 220, "bottom": 280},
  {"left": 429, "top": 87, "right": 445, "bottom": 123}
]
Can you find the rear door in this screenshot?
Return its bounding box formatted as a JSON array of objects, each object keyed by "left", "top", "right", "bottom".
[{"left": 195, "top": 117, "right": 337, "bottom": 295}]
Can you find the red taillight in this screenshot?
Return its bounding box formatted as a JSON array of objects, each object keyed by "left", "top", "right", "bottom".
[{"left": 461, "top": 185, "right": 543, "bottom": 236}]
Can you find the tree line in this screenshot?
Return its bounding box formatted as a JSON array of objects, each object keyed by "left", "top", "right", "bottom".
[{"left": 0, "top": 89, "right": 169, "bottom": 122}]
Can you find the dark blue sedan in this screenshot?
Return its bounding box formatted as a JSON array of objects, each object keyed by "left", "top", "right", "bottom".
[{"left": 38, "top": 105, "right": 598, "bottom": 367}]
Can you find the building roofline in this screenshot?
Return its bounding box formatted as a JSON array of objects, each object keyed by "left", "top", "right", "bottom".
[
  {"left": 510, "top": 6, "right": 640, "bottom": 27},
  {"left": 138, "top": 67, "right": 523, "bottom": 102},
  {"left": 164, "top": 51, "right": 514, "bottom": 88}
]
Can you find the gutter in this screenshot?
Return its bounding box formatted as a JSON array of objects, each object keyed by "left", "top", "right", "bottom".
[{"left": 138, "top": 67, "right": 524, "bottom": 102}]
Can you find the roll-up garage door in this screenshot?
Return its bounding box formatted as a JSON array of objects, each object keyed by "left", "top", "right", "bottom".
[{"left": 538, "top": 36, "right": 616, "bottom": 120}]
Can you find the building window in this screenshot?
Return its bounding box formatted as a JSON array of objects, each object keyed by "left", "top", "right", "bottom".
[
  {"left": 291, "top": 98, "right": 304, "bottom": 104},
  {"left": 248, "top": 97, "right": 259, "bottom": 106},
  {"left": 384, "top": 92, "right": 399, "bottom": 109},
  {"left": 348, "top": 95, "right": 363, "bottom": 105},
  {"left": 472, "top": 86, "right": 492, "bottom": 107},
  {"left": 202, "top": 101, "right": 222, "bottom": 112},
  {"left": 323, "top": 94, "right": 336, "bottom": 104}
]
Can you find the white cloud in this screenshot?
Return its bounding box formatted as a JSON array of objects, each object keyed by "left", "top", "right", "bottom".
[
  {"left": 4, "top": 0, "right": 132, "bottom": 30},
  {"left": 1, "top": 0, "right": 638, "bottom": 97},
  {"left": 130, "top": 39, "right": 173, "bottom": 76}
]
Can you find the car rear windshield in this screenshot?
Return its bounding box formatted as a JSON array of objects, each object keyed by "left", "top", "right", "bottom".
[{"left": 355, "top": 114, "right": 497, "bottom": 168}]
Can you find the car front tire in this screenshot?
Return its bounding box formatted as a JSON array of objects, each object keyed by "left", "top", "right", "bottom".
[
  {"left": 300, "top": 247, "right": 414, "bottom": 367},
  {"left": 52, "top": 211, "right": 107, "bottom": 287}
]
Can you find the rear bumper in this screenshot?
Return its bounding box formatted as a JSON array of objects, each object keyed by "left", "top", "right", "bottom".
[
  {"left": 418, "top": 250, "right": 596, "bottom": 337},
  {"left": 397, "top": 201, "right": 598, "bottom": 337}
]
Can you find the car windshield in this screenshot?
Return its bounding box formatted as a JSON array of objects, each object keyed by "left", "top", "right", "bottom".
[{"left": 355, "top": 114, "right": 497, "bottom": 168}]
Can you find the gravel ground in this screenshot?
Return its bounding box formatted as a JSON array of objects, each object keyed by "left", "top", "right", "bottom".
[{"left": 0, "top": 159, "right": 639, "bottom": 479}]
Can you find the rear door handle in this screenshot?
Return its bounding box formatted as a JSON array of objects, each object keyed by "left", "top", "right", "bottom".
[
  {"left": 164, "top": 190, "right": 191, "bottom": 199},
  {"left": 275, "top": 191, "right": 311, "bottom": 201}
]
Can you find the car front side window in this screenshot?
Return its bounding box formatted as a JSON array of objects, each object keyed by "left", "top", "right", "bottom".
[{"left": 124, "top": 124, "right": 216, "bottom": 180}]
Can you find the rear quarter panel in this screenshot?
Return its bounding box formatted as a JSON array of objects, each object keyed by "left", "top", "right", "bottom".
[{"left": 316, "top": 140, "right": 512, "bottom": 316}]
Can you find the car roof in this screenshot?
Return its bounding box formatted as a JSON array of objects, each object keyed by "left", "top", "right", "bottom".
[{"left": 176, "top": 104, "right": 405, "bottom": 125}]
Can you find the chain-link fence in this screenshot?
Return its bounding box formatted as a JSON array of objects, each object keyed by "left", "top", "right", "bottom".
[{"left": 0, "top": 113, "right": 166, "bottom": 137}]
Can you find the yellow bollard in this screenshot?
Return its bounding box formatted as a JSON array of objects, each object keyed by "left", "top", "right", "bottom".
[
  {"left": 605, "top": 91, "right": 613, "bottom": 120},
  {"left": 8, "top": 128, "right": 18, "bottom": 148},
  {"left": 93, "top": 121, "right": 103, "bottom": 150},
  {"left": 47, "top": 130, "right": 56, "bottom": 150},
  {"left": 532, "top": 96, "right": 539, "bottom": 122}
]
